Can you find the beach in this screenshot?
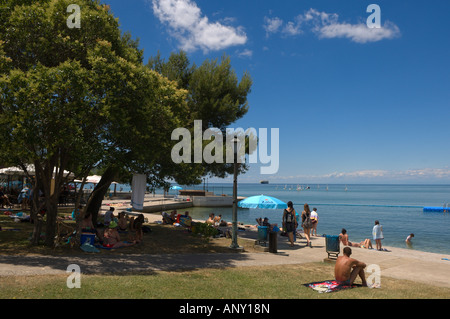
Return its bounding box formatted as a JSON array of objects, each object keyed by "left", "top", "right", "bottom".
[
  {"left": 154, "top": 183, "right": 450, "bottom": 256},
  {"left": 1, "top": 193, "right": 449, "bottom": 291},
  {"left": 102, "top": 194, "right": 450, "bottom": 289}
]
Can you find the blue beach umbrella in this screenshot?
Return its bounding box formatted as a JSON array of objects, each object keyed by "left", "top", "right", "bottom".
[
  {"left": 238, "top": 194, "right": 288, "bottom": 210},
  {"left": 170, "top": 185, "right": 183, "bottom": 190}
]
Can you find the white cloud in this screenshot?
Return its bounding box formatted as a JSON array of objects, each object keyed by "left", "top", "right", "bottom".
[
  {"left": 263, "top": 16, "right": 283, "bottom": 36},
  {"left": 317, "top": 21, "right": 400, "bottom": 43},
  {"left": 272, "top": 168, "right": 450, "bottom": 183},
  {"left": 151, "top": 0, "right": 247, "bottom": 53},
  {"left": 283, "top": 21, "right": 302, "bottom": 36},
  {"left": 264, "top": 8, "right": 400, "bottom": 43},
  {"left": 237, "top": 49, "right": 253, "bottom": 58}
]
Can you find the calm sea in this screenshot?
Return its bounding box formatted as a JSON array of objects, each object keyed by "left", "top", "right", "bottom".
[{"left": 169, "top": 183, "right": 450, "bottom": 256}]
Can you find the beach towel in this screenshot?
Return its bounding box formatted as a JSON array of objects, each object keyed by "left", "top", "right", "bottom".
[
  {"left": 131, "top": 174, "right": 146, "bottom": 210},
  {"left": 304, "top": 280, "right": 362, "bottom": 293},
  {"left": 80, "top": 243, "right": 100, "bottom": 253},
  {"left": 94, "top": 242, "right": 133, "bottom": 250},
  {"left": 0, "top": 227, "right": 21, "bottom": 231}
]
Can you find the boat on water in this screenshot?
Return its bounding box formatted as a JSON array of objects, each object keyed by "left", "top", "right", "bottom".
[{"left": 260, "top": 180, "right": 269, "bottom": 184}]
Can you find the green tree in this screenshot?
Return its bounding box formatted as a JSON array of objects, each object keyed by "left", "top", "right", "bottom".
[
  {"left": 148, "top": 51, "right": 254, "bottom": 179},
  {"left": 84, "top": 49, "right": 254, "bottom": 225},
  {"left": 0, "top": 0, "right": 187, "bottom": 245}
]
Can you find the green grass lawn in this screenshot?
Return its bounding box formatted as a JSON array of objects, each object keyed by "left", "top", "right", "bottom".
[
  {"left": 1, "top": 211, "right": 450, "bottom": 299},
  {"left": 1, "top": 263, "right": 449, "bottom": 299}
]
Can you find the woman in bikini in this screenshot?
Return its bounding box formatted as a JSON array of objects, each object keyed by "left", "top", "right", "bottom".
[{"left": 339, "top": 228, "right": 373, "bottom": 249}]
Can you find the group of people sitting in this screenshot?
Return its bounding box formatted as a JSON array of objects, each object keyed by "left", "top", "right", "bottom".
[
  {"left": 80, "top": 207, "right": 146, "bottom": 248},
  {"left": 205, "top": 213, "right": 230, "bottom": 227},
  {"left": 255, "top": 217, "right": 278, "bottom": 231},
  {"left": 161, "top": 210, "right": 193, "bottom": 228}
]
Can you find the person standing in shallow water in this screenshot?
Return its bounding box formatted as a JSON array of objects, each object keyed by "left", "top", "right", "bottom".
[{"left": 406, "top": 233, "right": 414, "bottom": 248}]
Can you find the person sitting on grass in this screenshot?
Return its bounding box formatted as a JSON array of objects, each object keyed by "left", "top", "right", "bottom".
[
  {"left": 103, "top": 207, "right": 115, "bottom": 227},
  {"left": 131, "top": 214, "right": 145, "bottom": 243},
  {"left": 80, "top": 211, "right": 103, "bottom": 242},
  {"left": 118, "top": 211, "right": 128, "bottom": 231},
  {"left": 162, "top": 211, "right": 176, "bottom": 225},
  {"left": 103, "top": 221, "right": 136, "bottom": 248},
  {"left": 335, "top": 247, "right": 368, "bottom": 287},
  {"left": 0, "top": 188, "right": 12, "bottom": 208},
  {"left": 205, "top": 213, "right": 215, "bottom": 226},
  {"left": 179, "top": 211, "right": 194, "bottom": 228}
]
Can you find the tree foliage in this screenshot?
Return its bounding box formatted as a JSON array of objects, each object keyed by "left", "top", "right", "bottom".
[
  {"left": 148, "top": 51, "right": 253, "bottom": 179},
  {"left": 0, "top": 1, "right": 253, "bottom": 245},
  {"left": 0, "top": 0, "right": 187, "bottom": 245}
]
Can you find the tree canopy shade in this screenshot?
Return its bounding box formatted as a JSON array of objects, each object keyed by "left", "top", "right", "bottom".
[
  {"left": 0, "top": 0, "right": 253, "bottom": 246},
  {"left": 0, "top": 0, "right": 188, "bottom": 245}
]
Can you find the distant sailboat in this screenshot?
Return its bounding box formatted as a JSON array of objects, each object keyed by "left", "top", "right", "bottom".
[
  {"left": 345, "top": 185, "right": 348, "bottom": 191},
  {"left": 326, "top": 185, "right": 329, "bottom": 191}
]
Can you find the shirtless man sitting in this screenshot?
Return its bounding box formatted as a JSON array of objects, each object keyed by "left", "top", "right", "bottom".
[{"left": 335, "top": 247, "right": 368, "bottom": 286}]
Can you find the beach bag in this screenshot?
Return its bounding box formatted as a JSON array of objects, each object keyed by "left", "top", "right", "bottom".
[
  {"left": 284, "top": 209, "right": 294, "bottom": 223},
  {"left": 302, "top": 213, "right": 312, "bottom": 228}
]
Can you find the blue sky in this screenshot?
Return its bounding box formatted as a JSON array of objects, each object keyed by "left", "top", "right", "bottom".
[{"left": 103, "top": 0, "right": 450, "bottom": 184}]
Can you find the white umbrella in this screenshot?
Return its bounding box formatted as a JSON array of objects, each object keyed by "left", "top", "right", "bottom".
[
  {"left": 0, "top": 164, "right": 74, "bottom": 178},
  {"left": 85, "top": 175, "right": 102, "bottom": 184}
]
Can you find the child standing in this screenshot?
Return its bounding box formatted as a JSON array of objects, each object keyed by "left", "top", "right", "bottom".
[
  {"left": 310, "top": 208, "right": 319, "bottom": 236},
  {"left": 372, "top": 220, "right": 384, "bottom": 251}
]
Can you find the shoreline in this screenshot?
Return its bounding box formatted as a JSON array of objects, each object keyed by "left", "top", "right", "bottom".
[
  {"left": 139, "top": 211, "right": 450, "bottom": 288},
  {"left": 0, "top": 196, "right": 449, "bottom": 288},
  {"left": 2, "top": 207, "right": 450, "bottom": 288},
  {"left": 100, "top": 195, "right": 450, "bottom": 257}
]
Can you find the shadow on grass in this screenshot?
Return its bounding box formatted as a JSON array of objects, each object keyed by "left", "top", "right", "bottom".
[{"left": 0, "top": 214, "right": 262, "bottom": 276}]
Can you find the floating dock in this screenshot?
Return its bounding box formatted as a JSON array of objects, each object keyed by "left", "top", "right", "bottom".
[{"left": 423, "top": 207, "right": 450, "bottom": 212}]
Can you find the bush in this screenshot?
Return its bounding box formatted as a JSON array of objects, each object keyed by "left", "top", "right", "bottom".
[{"left": 192, "top": 222, "right": 219, "bottom": 239}]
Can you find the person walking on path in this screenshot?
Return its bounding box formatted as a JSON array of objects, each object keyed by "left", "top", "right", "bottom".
[
  {"left": 282, "top": 201, "right": 297, "bottom": 247},
  {"left": 301, "top": 203, "right": 313, "bottom": 248},
  {"left": 372, "top": 220, "right": 384, "bottom": 251}
]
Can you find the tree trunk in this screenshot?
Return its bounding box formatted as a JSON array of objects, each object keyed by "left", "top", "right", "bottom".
[
  {"left": 30, "top": 179, "right": 43, "bottom": 245},
  {"left": 44, "top": 195, "right": 59, "bottom": 247},
  {"left": 85, "top": 165, "right": 119, "bottom": 225},
  {"left": 31, "top": 214, "right": 43, "bottom": 245}
]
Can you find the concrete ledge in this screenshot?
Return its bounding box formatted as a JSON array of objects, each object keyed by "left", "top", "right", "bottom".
[{"left": 142, "top": 201, "right": 193, "bottom": 213}]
